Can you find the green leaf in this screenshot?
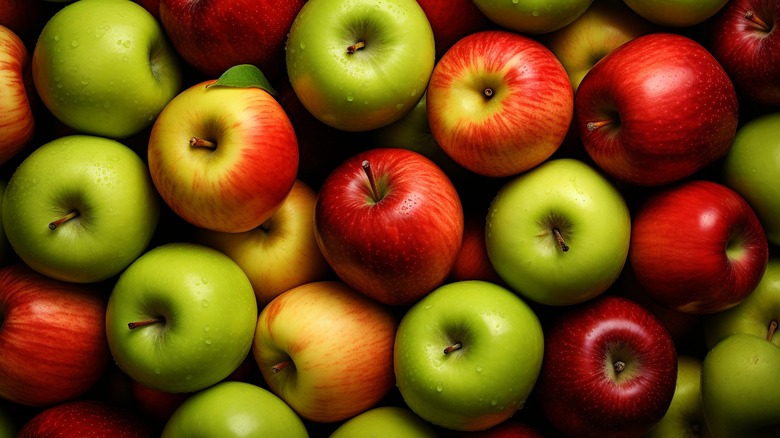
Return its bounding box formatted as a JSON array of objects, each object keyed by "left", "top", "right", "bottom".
[{"left": 205, "top": 64, "right": 277, "bottom": 97}]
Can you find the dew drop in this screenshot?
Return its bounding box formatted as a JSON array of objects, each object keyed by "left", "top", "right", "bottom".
[
  {"left": 201, "top": 277, "right": 208, "bottom": 284},
  {"left": 103, "top": 101, "right": 111, "bottom": 108},
  {"left": 71, "top": 40, "right": 79, "bottom": 47},
  {"left": 346, "top": 93, "right": 354, "bottom": 102},
  {"left": 299, "top": 41, "right": 306, "bottom": 49},
  {"left": 205, "top": 338, "right": 212, "bottom": 345},
  {"left": 476, "top": 366, "right": 483, "bottom": 373},
  {"left": 154, "top": 368, "right": 161, "bottom": 375},
  {"left": 54, "top": 35, "right": 61, "bottom": 42},
  {"left": 185, "top": 374, "right": 192, "bottom": 380},
  {"left": 491, "top": 398, "right": 498, "bottom": 406},
  {"left": 436, "top": 383, "right": 443, "bottom": 392},
  {"left": 202, "top": 299, "right": 209, "bottom": 308},
  {"left": 424, "top": 304, "right": 432, "bottom": 310}
]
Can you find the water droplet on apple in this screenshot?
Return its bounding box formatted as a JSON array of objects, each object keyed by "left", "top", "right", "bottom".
[
  {"left": 201, "top": 277, "right": 208, "bottom": 284},
  {"left": 202, "top": 299, "right": 209, "bottom": 308},
  {"left": 476, "top": 366, "right": 482, "bottom": 373},
  {"left": 751, "top": 168, "right": 757, "bottom": 173},
  {"left": 532, "top": 9, "right": 539, "bottom": 16},
  {"left": 103, "top": 101, "right": 110, "bottom": 108},
  {"left": 205, "top": 339, "right": 212, "bottom": 345},
  {"left": 299, "top": 41, "right": 306, "bottom": 50},
  {"left": 185, "top": 374, "right": 192, "bottom": 380},
  {"left": 346, "top": 93, "right": 354, "bottom": 102},
  {"left": 71, "top": 40, "right": 79, "bottom": 47},
  {"left": 54, "top": 35, "right": 61, "bottom": 42},
  {"left": 204, "top": 326, "right": 210, "bottom": 332},
  {"left": 424, "top": 304, "right": 432, "bottom": 310},
  {"left": 123, "top": 40, "right": 131, "bottom": 48},
  {"left": 491, "top": 398, "right": 498, "bottom": 406},
  {"left": 31, "top": 178, "right": 38, "bottom": 184},
  {"left": 436, "top": 383, "right": 443, "bottom": 392},
  {"left": 154, "top": 368, "right": 161, "bottom": 374}
]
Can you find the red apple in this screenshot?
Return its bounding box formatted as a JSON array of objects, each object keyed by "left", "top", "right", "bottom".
[
  {"left": 133, "top": 0, "right": 160, "bottom": 19},
  {"left": 16, "top": 400, "right": 155, "bottom": 438},
  {"left": 575, "top": 32, "right": 739, "bottom": 186},
  {"left": 129, "top": 381, "right": 191, "bottom": 427},
  {"left": 0, "top": 0, "right": 46, "bottom": 40},
  {"left": 456, "top": 417, "right": 547, "bottom": 437},
  {"left": 427, "top": 30, "right": 573, "bottom": 178},
  {"left": 158, "top": 0, "right": 305, "bottom": 81},
  {"left": 0, "top": 25, "right": 35, "bottom": 165},
  {"left": 629, "top": 180, "right": 769, "bottom": 314},
  {"left": 536, "top": 296, "right": 678, "bottom": 438},
  {"left": 448, "top": 209, "right": 503, "bottom": 285},
  {"left": 709, "top": 0, "right": 780, "bottom": 106},
  {"left": 314, "top": 147, "right": 463, "bottom": 306},
  {"left": 0, "top": 264, "right": 111, "bottom": 407},
  {"left": 415, "top": 0, "right": 495, "bottom": 57}
]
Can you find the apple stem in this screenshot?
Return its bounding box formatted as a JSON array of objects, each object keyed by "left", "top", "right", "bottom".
[
  {"left": 483, "top": 88, "right": 494, "bottom": 99},
  {"left": 443, "top": 342, "right": 462, "bottom": 355},
  {"left": 347, "top": 41, "right": 366, "bottom": 54},
  {"left": 190, "top": 137, "right": 217, "bottom": 150},
  {"left": 48, "top": 210, "right": 79, "bottom": 230},
  {"left": 362, "top": 160, "right": 381, "bottom": 202},
  {"left": 586, "top": 120, "right": 613, "bottom": 132},
  {"left": 745, "top": 10, "right": 771, "bottom": 31},
  {"left": 553, "top": 229, "right": 569, "bottom": 252},
  {"left": 127, "top": 318, "right": 164, "bottom": 330},
  {"left": 613, "top": 360, "right": 626, "bottom": 373},
  {"left": 271, "top": 360, "right": 292, "bottom": 374},
  {"left": 768, "top": 320, "right": 778, "bottom": 341}
]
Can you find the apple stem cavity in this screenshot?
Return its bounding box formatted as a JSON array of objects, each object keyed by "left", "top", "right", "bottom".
[
  {"left": 127, "top": 318, "right": 164, "bottom": 329},
  {"left": 586, "top": 119, "right": 613, "bottom": 132},
  {"left": 443, "top": 342, "right": 462, "bottom": 355},
  {"left": 745, "top": 10, "right": 771, "bottom": 32},
  {"left": 271, "top": 360, "right": 292, "bottom": 374},
  {"left": 347, "top": 41, "right": 366, "bottom": 54},
  {"left": 483, "top": 88, "right": 494, "bottom": 99},
  {"left": 768, "top": 320, "right": 778, "bottom": 341},
  {"left": 613, "top": 360, "right": 626, "bottom": 373},
  {"left": 362, "top": 160, "right": 382, "bottom": 203},
  {"left": 190, "top": 137, "right": 217, "bottom": 150},
  {"left": 553, "top": 228, "right": 569, "bottom": 252},
  {"left": 48, "top": 210, "right": 79, "bottom": 230}
]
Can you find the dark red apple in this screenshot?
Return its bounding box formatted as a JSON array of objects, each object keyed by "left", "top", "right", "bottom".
[
  {"left": 448, "top": 209, "right": 503, "bottom": 285},
  {"left": 416, "top": 0, "right": 495, "bottom": 57},
  {"left": 16, "top": 400, "right": 155, "bottom": 438}
]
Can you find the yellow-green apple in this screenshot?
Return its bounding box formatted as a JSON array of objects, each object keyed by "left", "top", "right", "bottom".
[
  {"left": 0, "top": 264, "right": 110, "bottom": 407},
  {"left": 15, "top": 399, "right": 155, "bottom": 438},
  {"left": 252, "top": 280, "right": 398, "bottom": 423},
  {"left": 622, "top": 0, "right": 729, "bottom": 27},
  {"left": 160, "top": 381, "right": 308, "bottom": 438},
  {"left": 415, "top": 0, "right": 495, "bottom": 58},
  {"left": 721, "top": 112, "right": 780, "bottom": 246},
  {"left": 159, "top": 0, "right": 304, "bottom": 82},
  {"left": 31, "top": 0, "right": 182, "bottom": 139},
  {"left": 629, "top": 180, "right": 769, "bottom": 314},
  {"left": 314, "top": 147, "right": 463, "bottom": 306},
  {"left": 147, "top": 78, "right": 298, "bottom": 233},
  {"left": 536, "top": 296, "right": 678, "bottom": 438},
  {"left": 105, "top": 243, "right": 258, "bottom": 394},
  {"left": 541, "top": 0, "right": 657, "bottom": 91},
  {"left": 575, "top": 32, "right": 739, "bottom": 186},
  {"left": 700, "top": 334, "right": 780, "bottom": 437},
  {"left": 286, "top": 0, "right": 435, "bottom": 132},
  {"left": 703, "top": 257, "right": 780, "bottom": 350},
  {"left": 329, "top": 406, "right": 438, "bottom": 438},
  {"left": 644, "top": 355, "right": 712, "bottom": 438},
  {"left": 193, "top": 179, "right": 332, "bottom": 307},
  {"left": 394, "top": 280, "right": 544, "bottom": 431},
  {"left": 427, "top": 30, "right": 573, "bottom": 178},
  {"left": 0, "top": 24, "right": 35, "bottom": 165},
  {"left": 473, "top": 0, "right": 593, "bottom": 34},
  {"left": 486, "top": 158, "right": 631, "bottom": 306},
  {"left": 0, "top": 180, "right": 13, "bottom": 267},
  {"left": 2, "top": 135, "right": 160, "bottom": 283},
  {"left": 710, "top": 0, "right": 780, "bottom": 106}
]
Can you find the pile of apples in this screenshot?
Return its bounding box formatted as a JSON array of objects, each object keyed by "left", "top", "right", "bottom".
[{"left": 1, "top": 0, "right": 779, "bottom": 436}]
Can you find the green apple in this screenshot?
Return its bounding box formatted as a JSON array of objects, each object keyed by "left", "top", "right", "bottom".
[
  {"left": 721, "top": 112, "right": 780, "bottom": 246},
  {"left": 32, "top": 0, "right": 182, "bottom": 139},
  {"left": 485, "top": 158, "right": 631, "bottom": 306},
  {"left": 394, "top": 280, "right": 545, "bottom": 431},
  {"left": 286, "top": 0, "right": 435, "bottom": 132},
  {"left": 473, "top": 0, "right": 594, "bottom": 34},
  {"left": 160, "top": 381, "right": 308, "bottom": 438},
  {"left": 0, "top": 180, "right": 12, "bottom": 267},
  {"left": 622, "top": 0, "right": 730, "bottom": 27},
  {"left": 700, "top": 334, "right": 780, "bottom": 437},
  {"left": 2, "top": 135, "right": 160, "bottom": 283},
  {"left": 645, "top": 355, "right": 713, "bottom": 438},
  {"left": 703, "top": 257, "right": 780, "bottom": 350},
  {"left": 105, "top": 242, "right": 258, "bottom": 394},
  {"left": 330, "top": 405, "right": 438, "bottom": 438}
]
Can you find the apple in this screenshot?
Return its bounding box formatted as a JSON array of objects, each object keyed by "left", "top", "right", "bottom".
[
  {"left": 0, "top": 25, "right": 35, "bottom": 165},
  {"left": 147, "top": 76, "right": 299, "bottom": 233},
  {"left": 485, "top": 158, "right": 631, "bottom": 306},
  {"left": 575, "top": 32, "right": 739, "bottom": 186},
  {"left": 721, "top": 112, "right": 780, "bottom": 246},
  {"left": 105, "top": 242, "right": 258, "bottom": 394},
  {"left": 536, "top": 296, "right": 678, "bottom": 438},
  {"left": 541, "top": 0, "right": 657, "bottom": 91},
  {"left": 473, "top": 0, "right": 593, "bottom": 34},
  {"left": 193, "top": 179, "right": 331, "bottom": 307},
  {"left": 415, "top": 0, "right": 495, "bottom": 57},
  {"left": 314, "top": 147, "right": 463, "bottom": 306},
  {"left": 703, "top": 256, "right": 780, "bottom": 350},
  {"left": 644, "top": 355, "right": 712, "bottom": 438},
  {"left": 15, "top": 400, "right": 155, "bottom": 438},
  {"left": 0, "top": 402, "right": 15, "bottom": 438},
  {"left": 129, "top": 381, "right": 190, "bottom": 428},
  {"left": 0, "top": 180, "right": 13, "bottom": 267},
  {"left": 700, "top": 334, "right": 780, "bottom": 437},
  {"left": 394, "top": 280, "right": 545, "bottom": 431},
  {"left": 0, "top": 0, "right": 46, "bottom": 39},
  {"left": 329, "top": 405, "right": 439, "bottom": 438},
  {"left": 31, "top": 0, "right": 182, "bottom": 139},
  {"left": 448, "top": 210, "right": 504, "bottom": 285},
  {"left": 455, "top": 418, "right": 547, "bottom": 437},
  {"left": 709, "top": 0, "right": 780, "bottom": 106},
  {"left": 2, "top": 134, "right": 160, "bottom": 283},
  {"left": 252, "top": 280, "right": 398, "bottom": 423},
  {"left": 285, "top": 0, "right": 435, "bottom": 132},
  {"left": 622, "top": 0, "right": 730, "bottom": 27},
  {"left": 629, "top": 180, "right": 769, "bottom": 314},
  {"left": 159, "top": 0, "right": 304, "bottom": 81},
  {"left": 0, "top": 264, "right": 110, "bottom": 407},
  {"left": 160, "top": 381, "right": 308, "bottom": 438},
  {"left": 426, "top": 30, "right": 573, "bottom": 178}
]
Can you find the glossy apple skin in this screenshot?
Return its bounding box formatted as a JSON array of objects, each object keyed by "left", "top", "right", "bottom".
[
  {"left": 645, "top": 355, "right": 712, "bottom": 438},
  {"left": 575, "top": 33, "right": 739, "bottom": 186},
  {"left": 623, "top": 0, "right": 729, "bottom": 27},
  {"left": 314, "top": 148, "right": 463, "bottom": 306},
  {"left": 148, "top": 80, "right": 298, "bottom": 233},
  {"left": 415, "top": 0, "right": 494, "bottom": 57},
  {"left": 473, "top": 0, "right": 593, "bottom": 34},
  {"left": 630, "top": 180, "right": 769, "bottom": 314},
  {"left": 329, "top": 406, "right": 438, "bottom": 438},
  {"left": 0, "top": 264, "right": 110, "bottom": 407},
  {"left": 427, "top": 30, "right": 573, "bottom": 177},
  {"left": 16, "top": 399, "right": 155, "bottom": 438},
  {"left": 710, "top": 0, "right": 780, "bottom": 106},
  {"left": 252, "top": 281, "right": 398, "bottom": 423},
  {"left": 537, "top": 296, "right": 678, "bottom": 438},
  {"left": 0, "top": 25, "right": 34, "bottom": 164},
  {"left": 159, "top": 0, "right": 303, "bottom": 81},
  {"left": 448, "top": 211, "right": 503, "bottom": 285}
]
